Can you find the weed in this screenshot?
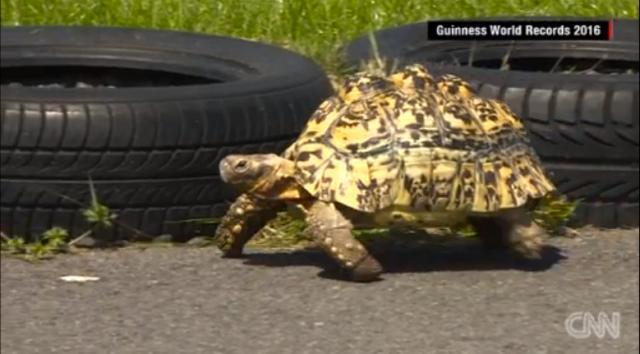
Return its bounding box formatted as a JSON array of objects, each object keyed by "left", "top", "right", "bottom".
[{"left": 1, "top": 179, "right": 145, "bottom": 260}]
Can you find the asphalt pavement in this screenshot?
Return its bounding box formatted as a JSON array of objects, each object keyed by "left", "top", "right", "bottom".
[{"left": 1, "top": 228, "right": 638, "bottom": 354}]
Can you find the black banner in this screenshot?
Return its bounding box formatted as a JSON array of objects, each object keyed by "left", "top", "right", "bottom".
[{"left": 427, "top": 20, "right": 612, "bottom": 40}]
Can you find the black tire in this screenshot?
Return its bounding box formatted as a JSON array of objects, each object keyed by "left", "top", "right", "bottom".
[
  {"left": 1, "top": 26, "right": 333, "bottom": 240},
  {"left": 346, "top": 18, "right": 639, "bottom": 228}
]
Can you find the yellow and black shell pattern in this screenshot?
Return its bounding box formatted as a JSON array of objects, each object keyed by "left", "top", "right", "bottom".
[{"left": 283, "top": 64, "right": 555, "bottom": 213}]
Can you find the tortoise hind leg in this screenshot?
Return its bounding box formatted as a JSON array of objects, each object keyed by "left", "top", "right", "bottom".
[
  {"left": 305, "top": 201, "right": 382, "bottom": 282},
  {"left": 469, "top": 207, "right": 546, "bottom": 259},
  {"left": 216, "top": 193, "right": 282, "bottom": 257}
]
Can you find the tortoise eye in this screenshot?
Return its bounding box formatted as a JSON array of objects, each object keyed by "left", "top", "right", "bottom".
[{"left": 234, "top": 160, "right": 248, "bottom": 171}]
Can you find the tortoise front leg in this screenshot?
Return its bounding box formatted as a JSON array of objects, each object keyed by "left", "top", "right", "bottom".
[
  {"left": 305, "top": 201, "right": 382, "bottom": 282},
  {"left": 216, "top": 194, "right": 281, "bottom": 257}
]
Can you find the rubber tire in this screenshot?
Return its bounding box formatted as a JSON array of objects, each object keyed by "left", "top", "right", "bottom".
[
  {"left": 1, "top": 26, "right": 333, "bottom": 240},
  {"left": 345, "top": 18, "right": 639, "bottom": 228}
]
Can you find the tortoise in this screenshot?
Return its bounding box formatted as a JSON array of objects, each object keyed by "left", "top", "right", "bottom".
[{"left": 215, "top": 63, "right": 556, "bottom": 282}]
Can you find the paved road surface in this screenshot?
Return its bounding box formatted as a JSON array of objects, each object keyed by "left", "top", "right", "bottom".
[{"left": 1, "top": 228, "right": 638, "bottom": 354}]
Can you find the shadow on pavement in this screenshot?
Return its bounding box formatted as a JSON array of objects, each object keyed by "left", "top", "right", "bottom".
[{"left": 243, "top": 241, "right": 567, "bottom": 281}]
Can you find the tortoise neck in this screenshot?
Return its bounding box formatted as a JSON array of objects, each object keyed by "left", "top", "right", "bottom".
[{"left": 247, "top": 158, "right": 306, "bottom": 200}]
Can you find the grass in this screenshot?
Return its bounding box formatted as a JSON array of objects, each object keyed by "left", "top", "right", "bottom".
[{"left": 1, "top": 0, "right": 638, "bottom": 72}]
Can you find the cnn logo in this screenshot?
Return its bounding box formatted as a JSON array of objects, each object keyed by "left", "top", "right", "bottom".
[{"left": 565, "top": 312, "right": 621, "bottom": 339}]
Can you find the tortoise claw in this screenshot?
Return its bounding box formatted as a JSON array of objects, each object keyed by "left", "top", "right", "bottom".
[{"left": 349, "top": 255, "right": 383, "bottom": 282}]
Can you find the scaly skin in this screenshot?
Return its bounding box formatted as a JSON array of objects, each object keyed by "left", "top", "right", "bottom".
[
  {"left": 216, "top": 193, "right": 282, "bottom": 257},
  {"left": 469, "top": 208, "right": 546, "bottom": 259},
  {"left": 304, "top": 201, "right": 383, "bottom": 282}
]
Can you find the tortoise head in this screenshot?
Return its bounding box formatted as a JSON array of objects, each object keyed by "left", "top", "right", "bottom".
[
  {"left": 220, "top": 154, "right": 284, "bottom": 190},
  {"left": 220, "top": 154, "right": 300, "bottom": 198},
  {"left": 390, "top": 63, "right": 435, "bottom": 92},
  {"left": 338, "top": 72, "right": 392, "bottom": 103}
]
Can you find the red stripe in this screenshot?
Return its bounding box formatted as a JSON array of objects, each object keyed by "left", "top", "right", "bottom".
[{"left": 609, "top": 19, "right": 613, "bottom": 40}]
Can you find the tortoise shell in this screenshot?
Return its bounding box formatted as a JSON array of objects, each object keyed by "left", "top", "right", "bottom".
[{"left": 283, "top": 64, "right": 555, "bottom": 213}]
